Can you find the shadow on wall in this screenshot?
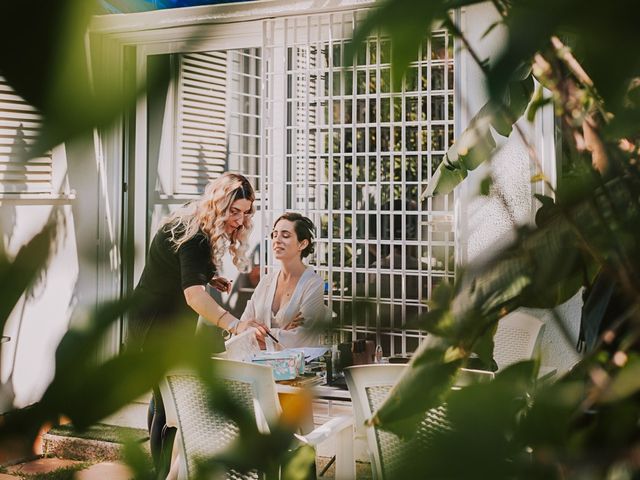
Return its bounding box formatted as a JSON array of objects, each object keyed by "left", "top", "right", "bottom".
[
  {"left": 1, "top": 200, "right": 74, "bottom": 408},
  {"left": 1, "top": 125, "right": 45, "bottom": 406}
]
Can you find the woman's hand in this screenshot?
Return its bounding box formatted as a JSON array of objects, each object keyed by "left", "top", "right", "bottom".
[
  {"left": 235, "top": 318, "right": 267, "bottom": 334},
  {"left": 210, "top": 276, "right": 232, "bottom": 293},
  {"left": 236, "top": 319, "right": 269, "bottom": 349},
  {"left": 283, "top": 312, "right": 305, "bottom": 331}
]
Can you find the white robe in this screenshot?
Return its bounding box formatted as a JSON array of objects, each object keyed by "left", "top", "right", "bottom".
[{"left": 240, "top": 266, "right": 328, "bottom": 348}]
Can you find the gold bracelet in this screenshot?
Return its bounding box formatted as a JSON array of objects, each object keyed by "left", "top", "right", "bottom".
[{"left": 217, "top": 310, "right": 230, "bottom": 328}]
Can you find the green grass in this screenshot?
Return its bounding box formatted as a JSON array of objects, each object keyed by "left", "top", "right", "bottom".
[{"left": 47, "top": 423, "right": 148, "bottom": 444}]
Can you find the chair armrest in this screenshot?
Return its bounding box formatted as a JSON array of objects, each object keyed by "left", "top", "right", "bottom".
[
  {"left": 537, "top": 366, "right": 558, "bottom": 383},
  {"left": 296, "top": 415, "right": 355, "bottom": 479},
  {"left": 295, "top": 415, "right": 353, "bottom": 446}
]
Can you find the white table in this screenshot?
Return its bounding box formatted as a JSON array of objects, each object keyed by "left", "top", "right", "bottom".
[{"left": 276, "top": 382, "right": 351, "bottom": 401}]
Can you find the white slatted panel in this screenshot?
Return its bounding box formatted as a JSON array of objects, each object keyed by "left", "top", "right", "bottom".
[
  {"left": 264, "top": 12, "right": 457, "bottom": 357},
  {"left": 0, "top": 76, "right": 52, "bottom": 194},
  {"left": 176, "top": 51, "right": 228, "bottom": 194},
  {"left": 294, "top": 45, "right": 317, "bottom": 195}
]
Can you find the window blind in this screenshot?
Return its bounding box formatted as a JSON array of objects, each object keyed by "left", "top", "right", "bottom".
[
  {"left": 0, "top": 76, "right": 53, "bottom": 194},
  {"left": 175, "top": 51, "right": 228, "bottom": 194}
]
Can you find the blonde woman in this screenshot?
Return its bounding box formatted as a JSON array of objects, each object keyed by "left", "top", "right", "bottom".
[{"left": 130, "top": 172, "right": 268, "bottom": 477}]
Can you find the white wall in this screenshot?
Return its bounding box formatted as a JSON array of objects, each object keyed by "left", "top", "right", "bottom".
[
  {"left": 0, "top": 203, "right": 79, "bottom": 408},
  {"left": 458, "top": 3, "right": 581, "bottom": 373},
  {"left": 0, "top": 128, "right": 121, "bottom": 409}
]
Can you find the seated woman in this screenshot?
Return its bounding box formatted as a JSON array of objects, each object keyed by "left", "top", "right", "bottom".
[{"left": 240, "top": 212, "right": 328, "bottom": 348}]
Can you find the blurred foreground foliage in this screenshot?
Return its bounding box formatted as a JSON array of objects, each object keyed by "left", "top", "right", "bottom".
[
  {"left": 0, "top": 1, "right": 310, "bottom": 478},
  {"left": 2, "top": 0, "right": 640, "bottom": 478},
  {"left": 352, "top": 0, "right": 640, "bottom": 478}
]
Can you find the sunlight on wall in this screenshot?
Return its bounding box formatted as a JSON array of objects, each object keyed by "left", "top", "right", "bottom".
[{"left": 1, "top": 204, "right": 79, "bottom": 407}]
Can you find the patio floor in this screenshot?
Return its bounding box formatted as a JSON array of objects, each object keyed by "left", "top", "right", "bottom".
[
  {"left": 1, "top": 458, "right": 132, "bottom": 479},
  {"left": 0, "top": 456, "right": 371, "bottom": 479},
  {"left": 0, "top": 398, "right": 372, "bottom": 479}
]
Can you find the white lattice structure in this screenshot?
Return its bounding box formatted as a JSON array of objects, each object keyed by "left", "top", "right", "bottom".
[{"left": 262, "top": 11, "right": 458, "bottom": 356}]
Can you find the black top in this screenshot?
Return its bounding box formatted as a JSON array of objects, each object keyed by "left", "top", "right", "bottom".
[{"left": 129, "top": 224, "right": 216, "bottom": 346}]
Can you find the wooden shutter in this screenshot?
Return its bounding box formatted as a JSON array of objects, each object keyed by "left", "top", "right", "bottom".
[
  {"left": 175, "top": 51, "right": 228, "bottom": 194},
  {"left": 0, "top": 76, "right": 52, "bottom": 194}
]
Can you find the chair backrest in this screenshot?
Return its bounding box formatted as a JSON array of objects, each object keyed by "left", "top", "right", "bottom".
[
  {"left": 493, "top": 311, "right": 545, "bottom": 370},
  {"left": 344, "top": 364, "right": 493, "bottom": 480},
  {"left": 159, "top": 358, "right": 282, "bottom": 480}
]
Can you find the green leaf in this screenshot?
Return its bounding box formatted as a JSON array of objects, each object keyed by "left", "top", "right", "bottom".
[
  {"left": 600, "top": 357, "right": 640, "bottom": 403},
  {"left": 487, "top": 0, "right": 640, "bottom": 117},
  {"left": 280, "top": 444, "right": 316, "bottom": 480},
  {"left": 483, "top": 273, "right": 531, "bottom": 313},
  {"left": 518, "top": 225, "right": 586, "bottom": 308},
  {"left": 423, "top": 74, "right": 533, "bottom": 198},
  {"left": 371, "top": 337, "right": 463, "bottom": 436},
  {"left": 41, "top": 313, "right": 212, "bottom": 429},
  {"left": 480, "top": 175, "right": 493, "bottom": 196},
  {"left": 422, "top": 159, "right": 468, "bottom": 197},
  {"left": 454, "top": 257, "right": 531, "bottom": 318},
  {"left": 0, "top": 0, "right": 171, "bottom": 158},
  {"left": 417, "top": 281, "right": 458, "bottom": 336},
  {"left": 458, "top": 110, "right": 498, "bottom": 171},
  {"left": 487, "top": 1, "right": 560, "bottom": 110},
  {"left": 448, "top": 361, "right": 535, "bottom": 435},
  {"left": 0, "top": 0, "right": 92, "bottom": 155},
  {"left": 200, "top": 426, "right": 295, "bottom": 478},
  {"left": 418, "top": 309, "right": 457, "bottom": 338},
  {"left": 527, "top": 84, "right": 551, "bottom": 122},
  {"left": 490, "top": 72, "right": 534, "bottom": 137},
  {"left": 508, "top": 70, "right": 535, "bottom": 116},
  {"left": 430, "top": 278, "right": 455, "bottom": 308},
  {"left": 347, "top": 0, "right": 441, "bottom": 90},
  {"left": 389, "top": 361, "right": 536, "bottom": 479},
  {"left": 120, "top": 437, "right": 155, "bottom": 480},
  {"left": 472, "top": 326, "right": 497, "bottom": 368},
  {"left": 519, "top": 378, "right": 586, "bottom": 448}
]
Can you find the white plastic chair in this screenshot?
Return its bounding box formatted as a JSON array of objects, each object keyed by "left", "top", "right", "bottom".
[
  {"left": 493, "top": 311, "right": 545, "bottom": 370},
  {"left": 159, "top": 358, "right": 354, "bottom": 480},
  {"left": 344, "top": 364, "right": 493, "bottom": 480}
]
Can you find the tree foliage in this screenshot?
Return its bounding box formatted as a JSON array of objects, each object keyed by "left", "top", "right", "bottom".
[
  {"left": 350, "top": 0, "right": 640, "bottom": 478},
  {"left": 3, "top": 0, "right": 640, "bottom": 478}
]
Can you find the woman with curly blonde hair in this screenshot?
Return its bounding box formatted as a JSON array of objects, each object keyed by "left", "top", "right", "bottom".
[{"left": 130, "top": 172, "right": 268, "bottom": 477}]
